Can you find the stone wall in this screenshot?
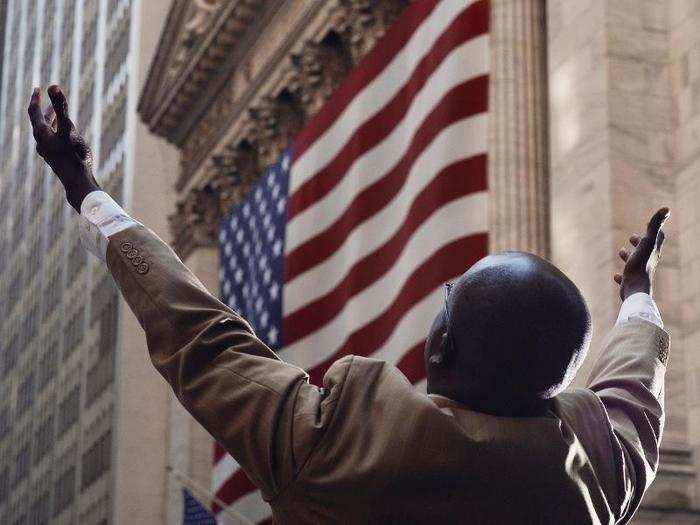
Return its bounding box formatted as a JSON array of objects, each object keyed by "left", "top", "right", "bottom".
[{"left": 547, "top": 0, "right": 700, "bottom": 520}]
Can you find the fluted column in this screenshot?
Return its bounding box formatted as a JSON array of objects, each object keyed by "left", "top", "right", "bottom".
[{"left": 488, "top": 0, "right": 550, "bottom": 256}]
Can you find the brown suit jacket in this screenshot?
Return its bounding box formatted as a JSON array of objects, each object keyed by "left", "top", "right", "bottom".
[{"left": 107, "top": 224, "right": 670, "bottom": 524}]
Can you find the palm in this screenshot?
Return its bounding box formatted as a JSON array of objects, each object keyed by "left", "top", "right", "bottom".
[{"left": 615, "top": 208, "right": 669, "bottom": 301}]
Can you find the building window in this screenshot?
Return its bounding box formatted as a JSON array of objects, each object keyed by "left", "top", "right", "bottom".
[
  {"left": 37, "top": 345, "right": 58, "bottom": 391},
  {"left": 2, "top": 334, "right": 19, "bottom": 376},
  {"left": 16, "top": 373, "right": 35, "bottom": 416},
  {"left": 58, "top": 385, "right": 80, "bottom": 436},
  {"left": 29, "top": 490, "right": 50, "bottom": 525},
  {"left": 63, "top": 307, "right": 85, "bottom": 358},
  {"left": 0, "top": 406, "right": 10, "bottom": 440},
  {"left": 104, "top": 10, "right": 130, "bottom": 90},
  {"left": 0, "top": 467, "right": 8, "bottom": 503},
  {"left": 81, "top": 429, "right": 111, "bottom": 490},
  {"left": 67, "top": 235, "right": 87, "bottom": 283},
  {"left": 34, "top": 414, "right": 54, "bottom": 464},
  {"left": 13, "top": 443, "right": 31, "bottom": 483},
  {"left": 100, "top": 88, "right": 127, "bottom": 163},
  {"left": 54, "top": 466, "right": 76, "bottom": 516}
]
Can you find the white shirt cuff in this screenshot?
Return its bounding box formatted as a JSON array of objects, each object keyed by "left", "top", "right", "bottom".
[
  {"left": 79, "top": 190, "right": 140, "bottom": 262},
  {"left": 615, "top": 292, "right": 664, "bottom": 329}
]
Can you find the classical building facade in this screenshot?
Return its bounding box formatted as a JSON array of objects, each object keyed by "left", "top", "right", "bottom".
[
  {"left": 138, "top": 1, "right": 700, "bottom": 523},
  {"left": 0, "top": 0, "right": 175, "bottom": 523}
]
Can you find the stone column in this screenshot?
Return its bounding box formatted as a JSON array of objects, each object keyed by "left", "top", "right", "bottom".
[
  {"left": 488, "top": 0, "right": 550, "bottom": 257},
  {"left": 547, "top": 0, "right": 695, "bottom": 517}
]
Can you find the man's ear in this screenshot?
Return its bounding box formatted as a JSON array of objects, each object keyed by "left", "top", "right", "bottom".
[{"left": 428, "top": 332, "right": 451, "bottom": 366}]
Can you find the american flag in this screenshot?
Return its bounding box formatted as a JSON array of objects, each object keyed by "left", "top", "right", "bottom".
[{"left": 215, "top": 0, "right": 489, "bottom": 522}]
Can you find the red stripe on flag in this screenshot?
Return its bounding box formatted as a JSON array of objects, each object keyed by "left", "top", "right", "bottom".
[
  {"left": 307, "top": 233, "right": 488, "bottom": 385},
  {"left": 285, "top": 76, "right": 488, "bottom": 282},
  {"left": 212, "top": 468, "right": 258, "bottom": 514},
  {"left": 214, "top": 442, "right": 226, "bottom": 463},
  {"left": 396, "top": 341, "right": 427, "bottom": 384},
  {"left": 284, "top": 155, "right": 487, "bottom": 345},
  {"left": 292, "top": 0, "right": 442, "bottom": 160},
  {"left": 289, "top": 1, "right": 489, "bottom": 219}
]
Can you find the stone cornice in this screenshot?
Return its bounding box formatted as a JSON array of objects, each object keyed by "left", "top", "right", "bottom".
[
  {"left": 138, "top": 0, "right": 278, "bottom": 145},
  {"left": 144, "top": 0, "right": 410, "bottom": 259}
]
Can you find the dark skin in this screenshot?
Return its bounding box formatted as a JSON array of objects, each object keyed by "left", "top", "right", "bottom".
[
  {"left": 27, "top": 85, "right": 669, "bottom": 413},
  {"left": 27, "top": 86, "right": 100, "bottom": 212},
  {"left": 425, "top": 208, "right": 669, "bottom": 410}
]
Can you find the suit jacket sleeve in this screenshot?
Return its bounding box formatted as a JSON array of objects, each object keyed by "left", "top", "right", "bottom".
[
  {"left": 105, "top": 224, "right": 347, "bottom": 501},
  {"left": 586, "top": 318, "right": 670, "bottom": 523}
]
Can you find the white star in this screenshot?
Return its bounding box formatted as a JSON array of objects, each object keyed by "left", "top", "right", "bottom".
[
  {"left": 268, "top": 326, "right": 278, "bottom": 345},
  {"left": 230, "top": 216, "right": 238, "bottom": 229},
  {"left": 224, "top": 242, "right": 233, "bottom": 256},
  {"left": 262, "top": 214, "right": 271, "bottom": 228},
  {"left": 219, "top": 230, "right": 227, "bottom": 243},
  {"left": 236, "top": 229, "right": 244, "bottom": 243},
  {"left": 243, "top": 203, "right": 250, "bottom": 217},
  {"left": 273, "top": 239, "right": 282, "bottom": 257},
  {"left": 228, "top": 256, "right": 237, "bottom": 270},
  {"left": 219, "top": 268, "right": 225, "bottom": 281},
  {"left": 223, "top": 280, "right": 231, "bottom": 295},
  {"left": 263, "top": 269, "right": 271, "bottom": 284},
  {"left": 243, "top": 243, "right": 250, "bottom": 256},
  {"left": 260, "top": 311, "right": 269, "bottom": 328},
  {"left": 267, "top": 227, "right": 275, "bottom": 242},
  {"left": 242, "top": 284, "right": 249, "bottom": 297},
  {"left": 255, "top": 297, "right": 263, "bottom": 313},
  {"left": 255, "top": 188, "right": 262, "bottom": 202},
  {"left": 277, "top": 197, "right": 286, "bottom": 215},
  {"left": 267, "top": 176, "right": 274, "bottom": 188},
  {"left": 270, "top": 282, "right": 279, "bottom": 300},
  {"left": 234, "top": 268, "right": 243, "bottom": 283},
  {"left": 282, "top": 155, "right": 290, "bottom": 171},
  {"left": 272, "top": 184, "right": 279, "bottom": 198}
]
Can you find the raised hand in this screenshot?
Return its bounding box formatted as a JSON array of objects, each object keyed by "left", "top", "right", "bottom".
[
  {"left": 27, "top": 85, "right": 100, "bottom": 212},
  {"left": 614, "top": 207, "right": 669, "bottom": 301}
]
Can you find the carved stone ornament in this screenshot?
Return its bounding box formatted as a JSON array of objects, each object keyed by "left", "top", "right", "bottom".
[
  {"left": 148, "top": 0, "right": 414, "bottom": 258},
  {"left": 337, "top": 0, "right": 409, "bottom": 63},
  {"left": 248, "top": 93, "right": 305, "bottom": 170},
  {"left": 289, "top": 35, "right": 352, "bottom": 117}
]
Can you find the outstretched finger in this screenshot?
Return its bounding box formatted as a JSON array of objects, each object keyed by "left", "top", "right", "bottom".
[
  {"left": 629, "top": 234, "right": 641, "bottom": 247},
  {"left": 44, "top": 104, "right": 56, "bottom": 132},
  {"left": 47, "top": 85, "right": 74, "bottom": 136},
  {"left": 614, "top": 274, "right": 622, "bottom": 284},
  {"left": 28, "top": 88, "right": 50, "bottom": 141},
  {"left": 646, "top": 207, "right": 670, "bottom": 240},
  {"left": 656, "top": 229, "right": 666, "bottom": 253},
  {"left": 619, "top": 249, "right": 629, "bottom": 262}
]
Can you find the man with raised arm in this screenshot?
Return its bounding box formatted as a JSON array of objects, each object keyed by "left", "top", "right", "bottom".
[{"left": 29, "top": 85, "right": 670, "bottom": 524}]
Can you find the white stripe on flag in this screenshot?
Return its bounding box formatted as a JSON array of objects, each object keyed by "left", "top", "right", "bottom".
[
  {"left": 286, "top": 35, "right": 489, "bottom": 254},
  {"left": 372, "top": 287, "right": 443, "bottom": 365},
  {"left": 290, "top": 0, "right": 478, "bottom": 193},
  {"left": 219, "top": 490, "right": 271, "bottom": 525},
  {"left": 282, "top": 191, "right": 487, "bottom": 370}
]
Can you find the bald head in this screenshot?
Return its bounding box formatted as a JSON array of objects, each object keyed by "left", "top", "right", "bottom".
[{"left": 425, "top": 252, "right": 591, "bottom": 416}]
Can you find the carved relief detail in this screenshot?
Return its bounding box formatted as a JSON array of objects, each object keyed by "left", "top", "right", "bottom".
[
  {"left": 289, "top": 34, "right": 353, "bottom": 117},
  {"left": 172, "top": 0, "right": 410, "bottom": 258},
  {"left": 337, "top": 0, "right": 409, "bottom": 63},
  {"left": 248, "top": 92, "right": 305, "bottom": 170}
]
